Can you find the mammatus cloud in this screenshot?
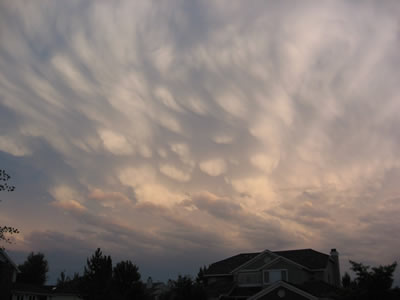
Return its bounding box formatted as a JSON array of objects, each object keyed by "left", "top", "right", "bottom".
[
  {"left": 98, "top": 130, "right": 134, "bottom": 156},
  {"left": 160, "top": 164, "right": 191, "bottom": 182},
  {"left": 199, "top": 158, "right": 227, "bottom": 177},
  {"left": 1, "top": 0, "right": 400, "bottom": 283}
]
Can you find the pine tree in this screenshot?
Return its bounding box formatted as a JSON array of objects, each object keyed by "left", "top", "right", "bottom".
[{"left": 82, "top": 248, "right": 112, "bottom": 300}]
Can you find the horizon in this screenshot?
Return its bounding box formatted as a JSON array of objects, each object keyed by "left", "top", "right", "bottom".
[{"left": 1, "top": 0, "right": 400, "bottom": 288}]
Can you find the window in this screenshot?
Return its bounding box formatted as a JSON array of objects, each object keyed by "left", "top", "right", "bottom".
[{"left": 263, "top": 269, "right": 287, "bottom": 284}]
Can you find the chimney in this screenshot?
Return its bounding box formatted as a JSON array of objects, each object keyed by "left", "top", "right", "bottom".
[
  {"left": 330, "top": 249, "right": 341, "bottom": 287},
  {"left": 146, "top": 276, "right": 153, "bottom": 289}
]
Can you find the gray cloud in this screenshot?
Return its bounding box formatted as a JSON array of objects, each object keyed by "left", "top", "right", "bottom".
[{"left": 1, "top": 0, "right": 400, "bottom": 284}]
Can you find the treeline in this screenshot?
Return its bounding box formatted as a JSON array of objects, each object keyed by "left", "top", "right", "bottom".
[
  {"left": 340, "top": 260, "right": 399, "bottom": 300},
  {"left": 16, "top": 248, "right": 208, "bottom": 300}
]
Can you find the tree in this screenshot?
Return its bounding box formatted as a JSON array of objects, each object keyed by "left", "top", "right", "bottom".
[
  {"left": 57, "top": 270, "right": 82, "bottom": 291},
  {"left": 0, "top": 169, "right": 19, "bottom": 247},
  {"left": 196, "top": 265, "right": 208, "bottom": 284},
  {"left": 341, "top": 260, "right": 398, "bottom": 300},
  {"left": 342, "top": 272, "right": 352, "bottom": 288},
  {"left": 160, "top": 275, "right": 206, "bottom": 300},
  {"left": 112, "top": 260, "right": 146, "bottom": 299},
  {"left": 82, "top": 248, "right": 113, "bottom": 300},
  {"left": 17, "top": 252, "right": 49, "bottom": 285},
  {"left": 350, "top": 260, "right": 397, "bottom": 291},
  {"left": 57, "top": 270, "right": 69, "bottom": 287}
]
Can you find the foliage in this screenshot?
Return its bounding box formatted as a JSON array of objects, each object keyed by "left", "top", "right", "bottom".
[
  {"left": 0, "top": 169, "right": 19, "bottom": 247},
  {"left": 81, "top": 248, "right": 148, "bottom": 300},
  {"left": 17, "top": 252, "right": 49, "bottom": 285},
  {"left": 350, "top": 260, "right": 397, "bottom": 291},
  {"left": 0, "top": 169, "right": 15, "bottom": 192},
  {"left": 342, "top": 272, "right": 352, "bottom": 288},
  {"left": 82, "top": 248, "right": 113, "bottom": 300},
  {"left": 160, "top": 275, "right": 206, "bottom": 300},
  {"left": 341, "top": 260, "right": 398, "bottom": 300},
  {"left": 112, "top": 260, "right": 146, "bottom": 299},
  {"left": 57, "top": 271, "right": 81, "bottom": 288},
  {"left": 196, "top": 265, "right": 208, "bottom": 284}
]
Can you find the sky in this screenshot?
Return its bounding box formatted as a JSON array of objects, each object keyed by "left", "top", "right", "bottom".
[{"left": 1, "top": 0, "right": 400, "bottom": 284}]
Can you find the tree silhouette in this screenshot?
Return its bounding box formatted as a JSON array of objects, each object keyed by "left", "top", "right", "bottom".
[
  {"left": 112, "top": 260, "right": 146, "bottom": 299},
  {"left": 17, "top": 252, "right": 49, "bottom": 285},
  {"left": 56, "top": 270, "right": 82, "bottom": 291},
  {"left": 57, "top": 270, "right": 68, "bottom": 287},
  {"left": 0, "top": 169, "right": 19, "bottom": 247},
  {"left": 342, "top": 272, "right": 352, "bottom": 288},
  {"left": 341, "top": 260, "right": 398, "bottom": 299},
  {"left": 160, "top": 275, "right": 206, "bottom": 300},
  {"left": 82, "top": 248, "right": 113, "bottom": 300},
  {"left": 196, "top": 265, "right": 208, "bottom": 284}
]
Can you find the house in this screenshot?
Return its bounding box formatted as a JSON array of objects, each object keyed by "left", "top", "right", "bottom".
[
  {"left": 10, "top": 284, "right": 83, "bottom": 300},
  {"left": 146, "top": 276, "right": 169, "bottom": 300},
  {"left": 0, "top": 249, "right": 19, "bottom": 299},
  {"left": 0, "top": 250, "right": 82, "bottom": 300},
  {"left": 204, "top": 248, "right": 341, "bottom": 300}
]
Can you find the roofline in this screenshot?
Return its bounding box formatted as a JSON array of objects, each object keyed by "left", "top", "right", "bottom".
[
  {"left": 204, "top": 273, "right": 233, "bottom": 277},
  {"left": 208, "top": 248, "right": 330, "bottom": 276},
  {"left": 0, "top": 249, "right": 19, "bottom": 271},
  {"left": 247, "top": 281, "right": 318, "bottom": 300},
  {"left": 231, "top": 249, "right": 319, "bottom": 273},
  {"left": 12, "top": 290, "right": 50, "bottom": 296},
  {"left": 230, "top": 249, "right": 272, "bottom": 274}
]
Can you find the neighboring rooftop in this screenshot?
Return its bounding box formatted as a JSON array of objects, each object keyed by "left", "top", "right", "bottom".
[
  {"left": 205, "top": 249, "right": 330, "bottom": 275},
  {"left": 0, "top": 249, "right": 19, "bottom": 271}
]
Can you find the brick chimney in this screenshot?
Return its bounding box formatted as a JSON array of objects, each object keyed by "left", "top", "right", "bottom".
[{"left": 330, "top": 248, "right": 341, "bottom": 286}]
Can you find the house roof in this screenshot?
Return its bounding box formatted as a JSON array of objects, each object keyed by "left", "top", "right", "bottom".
[
  {"left": 12, "top": 283, "right": 81, "bottom": 296},
  {"left": 205, "top": 279, "right": 235, "bottom": 298},
  {"left": 296, "top": 280, "right": 342, "bottom": 299},
  {"left": 274, "top": 249, "right": 330, "bottom": 270},
  {"left": 0, "top": 249, "right": 19, "bottom": 271},
  {"left": 228, "top": 286, "right": 263, "bottom": 297},
  {"left": 12, "top": 283, "right": 53, "bottom": 295},
  {"left": 206, "top": 252, "right": 259, "bottom": 275},
  {"left": 205, "top": 249, "right": 330, "bottom": 275},
  {"left": 247, "top": 281, "right": 319, "bottom": 300}
]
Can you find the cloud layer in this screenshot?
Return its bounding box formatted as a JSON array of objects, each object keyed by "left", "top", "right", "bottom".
[{"left": 1, "top": 0, "right": 400, "bottom": 283}]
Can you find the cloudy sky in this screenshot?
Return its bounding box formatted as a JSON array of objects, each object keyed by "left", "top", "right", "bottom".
[{"left": 1, "top": 0, "right": 400, "bottom": 284}]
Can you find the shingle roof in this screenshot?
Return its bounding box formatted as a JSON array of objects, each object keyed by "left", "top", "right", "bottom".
[
  {"left": 205, "top": 280, "right": 235, "bottom": 298},
  {"left": 228, "top": 286, "right": 263, "bottom": 297},
  {"left": 205, "top": 249, "right": 330, "bottom": 275},
  {"left": 274, "top": 249, "right": 329, "bottom": 269},
  {"left": 12, "top": 283, "right": 81, "bottom": 296},
  {"left": 12, "top": 283, "right": 52, "bottom": 295},
  {"left": 298, "top": 280, "right": 341, "bottom": 299},
  {"left": 0, "top": 249, "right": 19, "bottom": 270},
  {"left": 206, "top": 253, "right": 259, "bottom": 275}
]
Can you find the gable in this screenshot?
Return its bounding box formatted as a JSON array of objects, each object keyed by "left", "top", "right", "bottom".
[
  {"left": 241, "top": 251, "right": 278, "bottom": 270},
  {"left": 254, "top": 287, "right": 315, "bottom": 300},
  {"left": 205, "top": 248, "right": 330, "bottom": 276},
  {"left": 265, "top": 258, "right": 305, "bottom": 271},
  {"left": 248, "top": 282, "right": 318, "bottom": 300},
  {"left": 0, "top": 249, "right": 18, "bottom": 271}
]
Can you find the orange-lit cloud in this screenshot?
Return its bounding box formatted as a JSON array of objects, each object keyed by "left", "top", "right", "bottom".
[{"left": 1, "top": 0, "right": 400, "bottom": 284}]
